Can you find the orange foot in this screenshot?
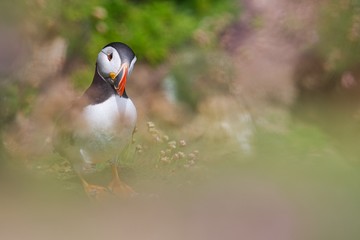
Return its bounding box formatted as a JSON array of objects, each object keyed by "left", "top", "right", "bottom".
[
  {"left": 108, "top": 164, "right": 137, "bottom": 198},
  {"left": 108, "top": 178, "right": 137, "bottom": 198},
  {"left": 83, "top": 183, "right": 111, "bottom": 201}
]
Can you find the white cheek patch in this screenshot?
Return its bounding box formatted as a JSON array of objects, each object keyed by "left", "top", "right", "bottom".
[
  {"left": 97, "top": 46, "right": 121, "bottom": 77},
  {"left": 128, "top": 56, "right": 137, "bottom": 75}
]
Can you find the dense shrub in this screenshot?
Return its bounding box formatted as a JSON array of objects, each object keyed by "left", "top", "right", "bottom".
[
  {"left": 318, "top": 0, "right": 360, "bottom": 73},
  {"left": 25, "top": 0, "right": 238, "bottom": 64}
]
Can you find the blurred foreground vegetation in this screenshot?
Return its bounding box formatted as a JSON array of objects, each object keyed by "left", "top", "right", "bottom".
[{"left": 0, "top": 0, "right": 360, "bottom": 239}]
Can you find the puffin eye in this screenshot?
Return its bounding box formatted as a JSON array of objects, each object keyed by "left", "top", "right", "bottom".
[{"left": 107, "top": 53, "right": 113, "bottom": 61}]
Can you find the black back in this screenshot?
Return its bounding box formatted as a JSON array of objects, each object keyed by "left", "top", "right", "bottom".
[
  {"left": 83, "top": 65, "right": 129, "bottom": 105},
  {"left": 83, "top": 67, "right": 114, "bottom": 104}
]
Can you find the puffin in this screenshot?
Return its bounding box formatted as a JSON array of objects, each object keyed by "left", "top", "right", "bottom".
[{"left": 56, "top": 42, "right": 137, "bottom": 199}]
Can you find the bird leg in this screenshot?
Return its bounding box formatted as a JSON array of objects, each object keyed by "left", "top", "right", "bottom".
[
  {"left": 78, "top": 174, "right": 110, "bottom": 201},
  {"left": 108, "top": 163, "right": 136, "bottom": 198}
]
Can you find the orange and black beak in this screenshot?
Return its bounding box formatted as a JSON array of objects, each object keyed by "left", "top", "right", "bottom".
[{"left": 110, "top": 63, "right": 128, "bottom": 97}]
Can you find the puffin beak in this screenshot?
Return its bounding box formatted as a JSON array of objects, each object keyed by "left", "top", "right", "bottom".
[{"left": 110, "top": 63, "right": 128, "bottom": 96}]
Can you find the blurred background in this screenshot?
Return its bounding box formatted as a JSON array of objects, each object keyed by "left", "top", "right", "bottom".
[{"left": 1, "top": 0, "right": 360, "bottom": 239}]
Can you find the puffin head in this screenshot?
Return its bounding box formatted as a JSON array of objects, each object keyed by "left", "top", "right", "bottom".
[{"left": 96, "top": 42, "right": 137, "bottom": 96}]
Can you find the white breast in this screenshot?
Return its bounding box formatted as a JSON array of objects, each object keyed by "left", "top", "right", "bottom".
[
  {"left": 76, "top": 95, "right": 136, "bottom": 166},
  {"left": 82, "top": 95, "right": 137, "bottom": 134}
]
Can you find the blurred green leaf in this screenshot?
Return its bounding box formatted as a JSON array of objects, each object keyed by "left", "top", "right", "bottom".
[
  {"left": 29, "top": 0, "right": 237, "bottom": 64},
  {"left": 318, "top": 0, "right": 360, "bottom": 73}
]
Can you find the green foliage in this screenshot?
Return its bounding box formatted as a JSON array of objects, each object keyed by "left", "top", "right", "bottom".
[
  {"left": 169, "top": 49, "right": 233, "bottom": 110},
  {"left": 98, "top": 1, "right": 197, "bottom": 63},
  {"left": 31, "top": 0, "right": 237, "bottom": 64},
  {"left": 0, "top": 84, "right": 20, "bottom": 127},
  {"left": 0, "top": 81, "right": 38, "bottom": 123},
  {"left": 252, "top": 123, "right": 356, "bottom": 184},
  {"left": 254, "top": 124, "right": 331, "bottom": 160},
  {"left": 318, "top": 0, "right": 360, "bottom": 73}
]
